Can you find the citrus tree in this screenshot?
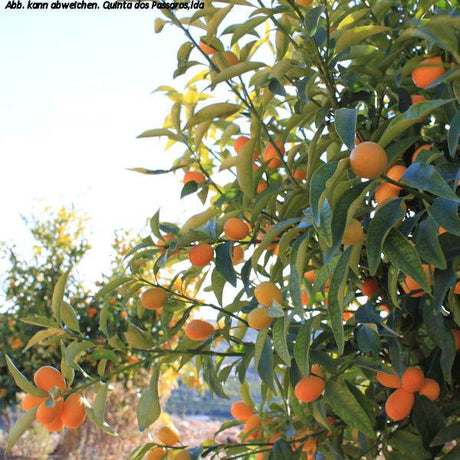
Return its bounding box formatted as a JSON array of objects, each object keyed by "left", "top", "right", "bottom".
[{"left": 5, "top": 0, "right": 460, "bottom": 459}]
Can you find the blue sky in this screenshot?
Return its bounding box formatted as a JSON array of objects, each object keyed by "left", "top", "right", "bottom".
[{"left": 0, "top": 9, "right": 198, "bottom": 282}]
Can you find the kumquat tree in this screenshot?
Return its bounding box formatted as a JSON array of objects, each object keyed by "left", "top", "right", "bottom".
[{"left": 4, "top": 0, "right": 460, "bottom": 459}]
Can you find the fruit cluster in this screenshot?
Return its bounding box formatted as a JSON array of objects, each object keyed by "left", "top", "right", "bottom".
[
  {"left": 377, "top": 367, "right": 440, "bottom": 421},
  {"left": 21, "top": 366, "right": 85, "bottom": 432}
]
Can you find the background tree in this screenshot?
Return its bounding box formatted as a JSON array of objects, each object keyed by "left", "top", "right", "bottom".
[{"left": 5, "top": 1, "right": 460, "bottom": 459}]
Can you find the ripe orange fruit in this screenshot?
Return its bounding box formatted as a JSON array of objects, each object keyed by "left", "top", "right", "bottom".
[
  {"left": 263, "top": 141, "right": 285, "bottom": 168},
  {"left": 293, "top": 169, "right": 307, "bottom": 180},
  {"left": 303, "top": 436, "right": 317, "bottom": 454},
  {"left": 87, "top": 307, "right": 98, "bottom": 317},
  {"left": 257, "top": 181, "right": 267, "bottom": 193},
  {"left": 185, "top": 319, "right": 214, "bottom": 341},
  {"left": 343, "top": 311, "right": 353, "bottom": 321},
  {"left": 233, "top": 136, "right": 250, "bottom": 154},
  {"left": 304, "top": 270, "right": 315, "bottom": 283},
  {"left": 44, "top": 415, "right": 64, "bottom": 432},
  {"left": 199, "top": 41, "right": 216, "bottom": 55},
  {"left": 158, "top": 425, "right": 180, "bottom": 445},
  {"left": 386, "top": 165, "right": 407, "bottom": 190},
  {"left": 61, "top": 394, "right": 86, "bottom": 429},
  {"left": 189, "top": 242, "right": 214, "bottom": 267},
  {"left": 451, "top": 329, "right": 460, "bottom": 350},
  {"left": 411, "top": 95, "right": 425, "bottom": 105},
  {"left": 401, "top": 367, "right": 425, "bottom": 392},
  {"left": 297, "top": 0, "right": 313, "bottom": 5},
  {"left": 342, "top": 219, "right": 364, "bottom": 246},
  {"left": 231, "top": 401, "right": 254, "bottom": 421},
  {"left": 402, "top": 264, "right": 433, "bottom": 297},
  {"left": 21, "top": 394, "right": 47, "bottom": 412},
  {"left": 175, "top": 451, "right": 191, "bottom": 460},
  {"left": 455, "top": 282, "right": 460, "bottom": 294},
  {"left": 419, "top": 378, "right": 440, "bottom": 401},
  {"left": 350, "top": 141, "right": 388, "bottom": 179},
  {"left": 301, "top": 291, "right": 309, "bottom": 306},
  {"left": 213, "top": 51, "right": 239, "bottom": 71},
  {"left": 411, "top": 144, "right": 432, "bottom": 162},
  {"left": 183, "top": 171, "right": 206, "bottom": 184},
  {"left": 224, "top": 218, "right": 250, "bottom": 240},
  {"left": 311, "top": 364, "right": 325, "bottom": 379},
  {"left": 412, "top": 56, "right": 445, "bottom": 89},
  {"left": 34, "top": 366, "right": 66, "bottom": 393},
  {"left": 247, "top": 307, "right": 272, "bottom": 330},
  {"left": 36, "top": 398, "right": 64, "bottom": 425},
  {"left": 140, "top": 288, "right": 168, "bottom": 310},
  {"left": 361, "top": 278, "right": 379, "bottom": 297},
  {"left": 385, "top": 388, "right": 414, "bottom": 421},
  {"left": 232, "top": 246, "right": 245, "bottom": 265},
  {"left": 294, "top": 376, "right": 325, "bottom": 403},
  {"left": 254, "top": 281, "right": 282, "bottom": 306},
  {"left": 376, "top": 371, "right": 401, "bottom": 389},
  {"left": 243, "top": 414, "right": 261, "bottom": 439},
  {"left": 145, "top": 447, "right": 166, "bottom": 460}
]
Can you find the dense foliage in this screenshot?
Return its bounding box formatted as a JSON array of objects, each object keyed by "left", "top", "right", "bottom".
[{"left": 5, "top": 1, "right": 460, "bottom": 459}]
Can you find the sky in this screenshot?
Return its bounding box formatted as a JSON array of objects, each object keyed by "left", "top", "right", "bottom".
[{"left": 0, "top": 8, "right": 204, "bottom": 284}]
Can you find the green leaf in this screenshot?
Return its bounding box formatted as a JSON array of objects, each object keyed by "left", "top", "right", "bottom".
[
  {"left": 96, "top": 277, "right": 134, "bottom": 298},
  {"left": 206, "top": 360, "right": 229, "bottom": 399},
  {"left": 328, "top": 247, "right": 352, "bottom": 354},
  {"left": 335, "top": 108, "right": 358, "bottom": 151},
  {"left": 379, "top": 100, "right": 451, "bottom": 148},
  {"left": 6, "top": 406, "right": 37, "bottom": 452},
  {"left": 448, "top": 108, "right": 460, "bottom": 158},
  {"left": 367, "top": 198, "right": 405, "bottom": 275},
  {"left": 124, "top": 323, "right": 152, "bottom": 350},
  {"left": 294, "top": 321, "right": 312, "bottom": 376},
  {"left": 305, "top": 6, "right": 325, "bottom": 37},
  {"left": 402, "top": 163, "right": 460, "bottom": 202},
  {"left": 429, "top": 198, "right": 460, "bottom": 236},
  {"left": 136, "top": 128, "right": 183, "bottom": 142},
  {"left": 61, "top": 301, "right": 80, "bottom": 332},
  {"left": 137, "top": 366, "right": 161, "bottom": 431},
  {"left": 412, "top": 394, "right": 445, "bottom": 450},
  {"left": 211, "top": 61, "right": 265, "bottom": 87},
  {"left": 215, "top": 242, "right": 237, "bottom": 287},
  {"left": 6, "top": 355, "right": 46, "bottom": 397},
  {"left": 310, "top": 162, "right": 338, "bottom": 225},
  {"left": 94, "top": 383, "right": 109, "bottom": 424},
  {"left": 21, "top": 316, "right": 59, "bottom": 329},
  {"left": 180, "top": 181, "right": 198, "bottom": 198},
  {"left": 236, "top": 137, "right": 256, "bottom": 199},
  {"left": 24, "top": 328, "right": 62, "bottom": 352},
  {"left": 325, "top": 378, "right": 375, "bottom": 439},
  {"left": 430, "top": 421, "right": 460, "bottom": 447},
  {"left": 257, "top": 335, "right": 275, "bottom": 391},
  {"left": 85, "top": 404, "right": 118, "bottom": 437},
  {"left": 229, "top": 17, "right": 266, "bottom": 45},
  {"left": 254, "top": 328, "right": 269, "bottom": 370},
  {"left": 388, "top": 429, "right": 431, "bottom": 459},
  {"left": 383, "top": 228, "right": 430, "bottom": 293},
  {"left": 273, "top": 317, "right": 291, "bottom": 366},
  {"left": 185, "top": 103, "right": 240, "bottom": 128},
  {"left": 269, "top": 438, "right": 301, "bottom": 460},
  {"left": 426, "top": 67, "right": 460, "bottom": 90},
  {"left": 335, "top": 25, "right": 390, "bottom": 53},
  {"left": 65, "top": 342, "right": 93, "bottom": 366},
  {"left": 52, "top": 268, "right": 71, "bottom": 324},
  {"left": 423, "top": 304, "right": 455, "bottom": 384},
  {"left": 415, "top": 216, "right": 447, "bottom": 269}
]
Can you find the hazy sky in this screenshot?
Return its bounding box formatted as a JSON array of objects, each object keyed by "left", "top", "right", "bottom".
[{"left": 0, "top": 9, "right": 204, "bottom": 283}]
